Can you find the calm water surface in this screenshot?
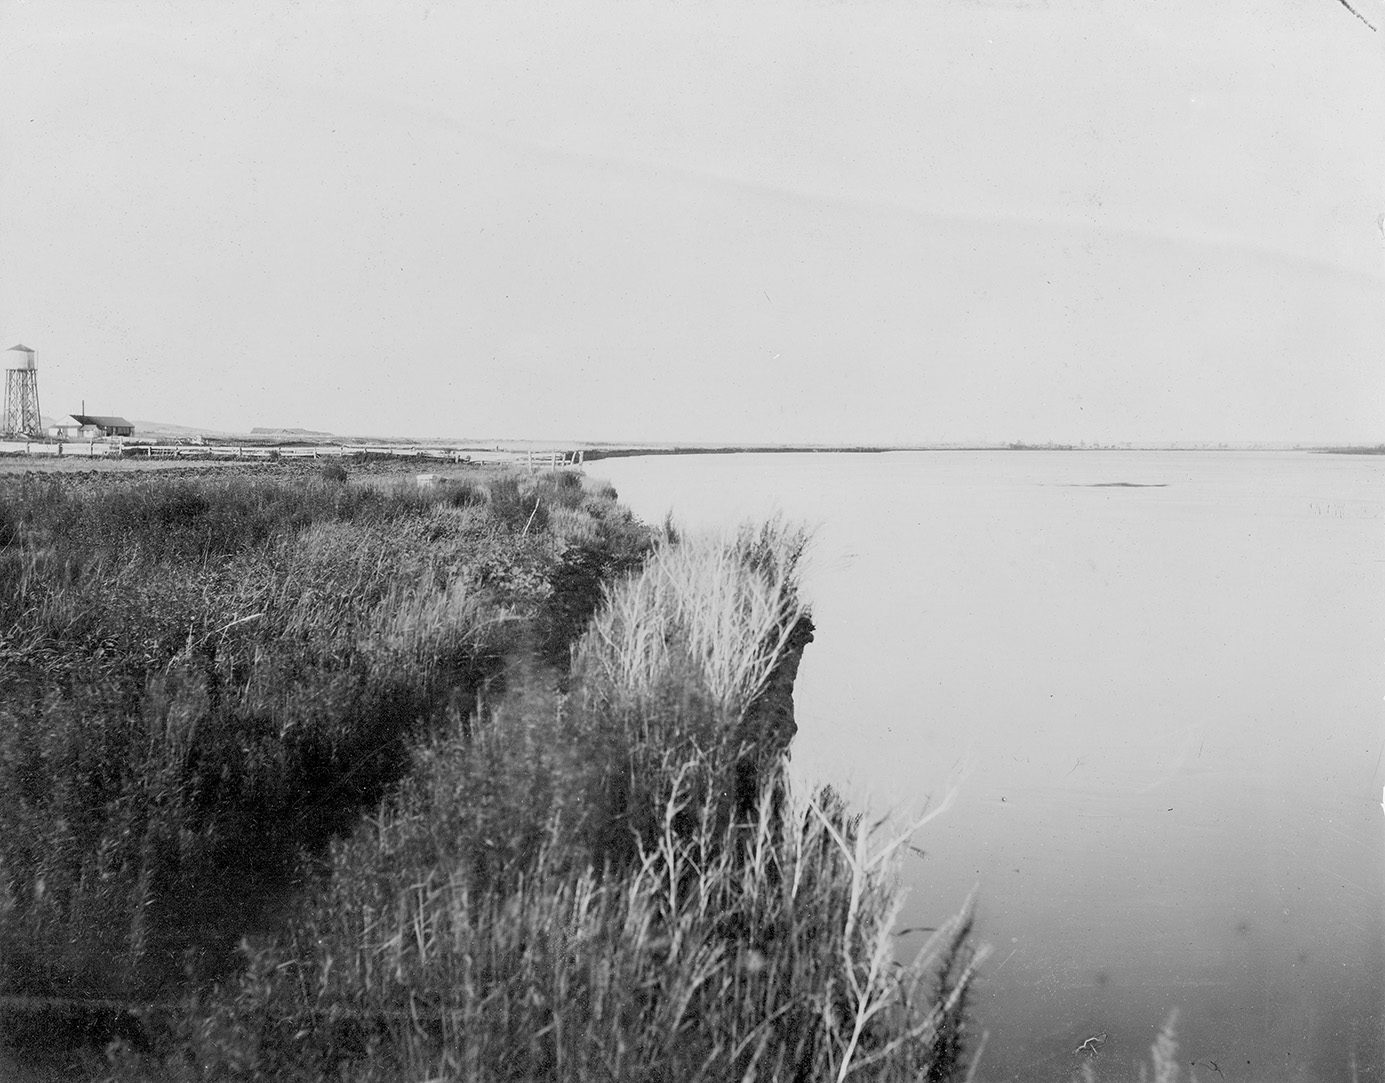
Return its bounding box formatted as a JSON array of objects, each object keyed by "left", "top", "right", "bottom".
[{"left": 591, "top": 451, "right": 1385, "bottom": 1082}]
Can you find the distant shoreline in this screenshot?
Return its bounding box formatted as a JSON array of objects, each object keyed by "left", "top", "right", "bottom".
[
  {"left": 582, "top": 443, "right": 1381, "bottom": 459},
  {"left": 5, "top": 435, "right": 1381, "bottom": 467}
]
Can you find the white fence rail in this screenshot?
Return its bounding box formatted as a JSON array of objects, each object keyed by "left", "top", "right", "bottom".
[
  {"left": 0, "top": 440, "right": 586, "bottom": 468},
  {"left": 0, "top": 440, "right": 115, "bottom": 457}
]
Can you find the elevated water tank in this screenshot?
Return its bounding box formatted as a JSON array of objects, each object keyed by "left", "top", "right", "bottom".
[{"left": 7, "top": 344, "right": 35, "bottom": 370}]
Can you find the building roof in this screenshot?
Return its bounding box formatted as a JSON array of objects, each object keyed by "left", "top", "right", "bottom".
[
  {"left": 72, "top": 415, "right": 134, "bottom": 429},
  {"left": 7, "top": 344, "right": 34, "bottom": 353}
]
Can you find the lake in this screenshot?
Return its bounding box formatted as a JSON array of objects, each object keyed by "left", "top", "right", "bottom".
[{"left": 589, "top": 451, "right": 1384, "bottom": 1082}]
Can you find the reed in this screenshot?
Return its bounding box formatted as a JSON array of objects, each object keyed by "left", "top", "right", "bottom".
[
  {"left": 0, "top": 466, "right": 650, "bottom": 1027},
  {"left": 1142, "top": 1010, "right": 1180, "bottom": 1083},
  {"left": 185, "top": 757, "right": 981, "bottom": 1083},
  {"left": 3, "top": 481, "right": 982, "bottom": 1080},
  {"left": 179, "top": 520, "right": 983, "bottom": 1081},
  {"left": 572, "top": 519, "right": 810, "bottom": 716}
]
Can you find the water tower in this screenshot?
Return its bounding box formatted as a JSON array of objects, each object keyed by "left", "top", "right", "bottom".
[{"left": 4, "top": 344, "right": 43, "bottom": 437}]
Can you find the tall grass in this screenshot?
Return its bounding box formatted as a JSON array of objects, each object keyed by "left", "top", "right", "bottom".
[
  {"left": 177, "top": 520, "right": 984, "bottom": 1081},
  {"left": 562, "top": 520, "right": 815, "bottom": 866},
  {"left": 2, "top": 479, "right": 983, "bottom": 1080},
  {"left": 186, "top": 762, "right": 980, "bottom": 1083},
  {"left": 0, "top": 467, "right": 650, "bottom": 1026},
  {"left": 1074, "top": 1010, "right": 1179, "bottom": 1083},
  {"left": 574, "top": 520, "right": 809, "bottom": 715}
]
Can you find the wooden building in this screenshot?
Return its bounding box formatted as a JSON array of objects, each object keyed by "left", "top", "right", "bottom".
[{"left": 48, "top": 414, "right": 135, "bottom": 439}]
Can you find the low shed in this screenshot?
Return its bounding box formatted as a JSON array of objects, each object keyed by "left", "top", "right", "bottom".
[{"left": 70, "top": 414, "right": 135, "bottom": 437}]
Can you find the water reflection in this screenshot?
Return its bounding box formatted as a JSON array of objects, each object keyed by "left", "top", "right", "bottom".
[{"left": 591, "top": 451, "right": 1385, "bottom": 1082}]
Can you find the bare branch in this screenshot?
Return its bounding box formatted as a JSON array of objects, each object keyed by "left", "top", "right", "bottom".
[{"left": 1333, "top": 0, "right": 1378, "bottom": 32}]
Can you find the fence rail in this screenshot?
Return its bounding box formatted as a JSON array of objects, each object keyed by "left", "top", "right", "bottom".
[
  {"left": 0, "top": 441, "right": 586, "bottom": 469},
  {"left": 0, "top": 439, "right": 115, "bottom": 457}
]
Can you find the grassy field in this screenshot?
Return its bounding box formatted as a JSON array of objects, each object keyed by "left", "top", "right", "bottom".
[{"left": 0, "top": 460, "right": 983, "bottom": 1081}]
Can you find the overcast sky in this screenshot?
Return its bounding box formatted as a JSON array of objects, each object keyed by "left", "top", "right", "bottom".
[{"left": 2, "top": 0, "right": 1382, "bottom": 444}]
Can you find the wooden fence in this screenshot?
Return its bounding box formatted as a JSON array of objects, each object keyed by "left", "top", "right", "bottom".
[{"left": 0, "top": 441, "right": 586, "bottom": 468}]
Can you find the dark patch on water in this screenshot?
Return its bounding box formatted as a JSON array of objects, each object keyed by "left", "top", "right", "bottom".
[{"left": 1074, "top": 482, "right": 1168, "bottom": 487}]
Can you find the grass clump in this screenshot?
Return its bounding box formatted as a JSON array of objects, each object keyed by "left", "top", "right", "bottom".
[
  {"left": 318, "top": 460, "right": 349, "bottom": 484},
  {"left": 575, "top": 519, "right": 809, "bottom": 715}
]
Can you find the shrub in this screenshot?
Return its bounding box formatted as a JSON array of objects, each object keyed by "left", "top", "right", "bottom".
[{"left": 319, "top": 460, "right": 349, "bottom": 484}]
